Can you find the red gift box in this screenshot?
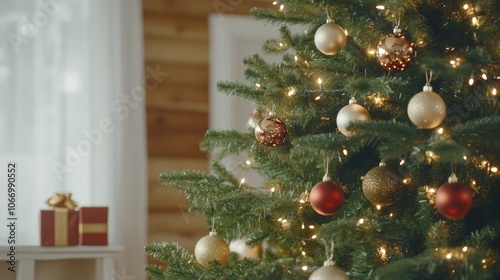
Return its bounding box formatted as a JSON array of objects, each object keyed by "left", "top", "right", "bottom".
[
  {"left": 40, "top": 208, "right": 79, "bottom": 246},
  {"left": 79, "top": 207, "right": 108, "bottom": 245}
]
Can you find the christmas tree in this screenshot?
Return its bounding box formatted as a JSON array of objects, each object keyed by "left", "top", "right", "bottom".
[{"left": 145, "top": 1, "right": 500, "bottom": 279}]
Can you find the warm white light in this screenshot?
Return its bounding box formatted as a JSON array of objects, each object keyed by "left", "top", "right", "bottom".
[
  {"left": 343, "top": 149, "right": 348, "bottom": 156},
  {"left": 245, "top": 160, "right": 251, "bottom": 165},
  {"left": 389, "top": 213, "right": 394, "bottom": 218},
  {"left": 376, "top": 205, "right": 382, "bottom": 210},
  {"left": 278, "top": 218, "right": 283, "bottom": 222},
  {"left": 463, "top": 246, "right": 468, "bottom": 252},
  {"left": 491, "top": 167, "right": 498, "bottom": 173},
  {"left": 256, "top": 83, "right": 261, "bottom": 88},
  {"left": 469, "top": 78, "right": 475, "bottom": 86},
  {"left": 463, "top": 156, "right": 467, "bottom": 160},
  {"left": 299, "top": 199, "right": 306, "bottom": 204},
  {"left": 376, "top": 5, "right": 385, "bottom": 10},
  {"left": 272, "top": 1, "right": 278, "bottom": 5},
  {"left": 472, "top": 180, "right": 476, "bottom": 185},
  {"left": 282, "top": 219, "right": 287, "bottom": 223},
  {"left": 446, "top": 253, "right": 452, "bottom": 259},
  {"left": 317, "top": 78, "right": 323, "bottom": 85},
  {"left": 279, "top": 43, "right": 284, "bottom": 47},
  {"left": 294, "top": 55, "right": 298, "bottom": 62},
  {"left": 271, "top": 187, "right": 276, "bottom": 192},
  {"left": 492, "top": 88, "right": 497, "bottom": 96},
  {"left": 428, "top": 188, "right": 436, "bottom": 194},
  {"left": 463, "top": 4, "right": 469, "bottom": 10},
  {"left": 311, "top": 235, "right": 317, "bottom": 239},
  {"left": 482, "top": 259, "right": 486, "bottom": 264},
  {"left": 287, "top": 88, "right": 296, "bottom": 97},
  {"left": 437, "top": 127, "right": 444, "bottom": 134},
  {"left": 315, "top": 96, "right": 321, "bottom": 100},
  {"left": 302, "top": 266, "right": 308, "bottom": 271},
  {"left": 240, "top": 178, "right": 246, "bottom": 185},
  {"left": 309, "top": 225, "right": 315, "bottom": 229},
  {"left": 301, "top": 223, "right": 305, "bottom": 229},
  {"left": 358, "top": 218, "right": 365, "bottom": 224},
  {"left": 400, "top": 159, "right": 405, "bottom": 165},
  {"left": 482, "top": 73, "right": 487, "bottom": 80},
  {"left": 279, "top": 4, "right": 284, "bottom": 11},
  {"left": 472, "top": 17, "right": 478, "bottom": 26},
  {"left": 302, "top": 251, "right": 306, "bottom": 256},
  {"left": 368, "top": 49, "right": 376, "bottom": 55}
]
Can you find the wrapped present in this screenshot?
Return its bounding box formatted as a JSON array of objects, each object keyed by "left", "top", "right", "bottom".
[
  {"left": 40, "top": 207, "right": 79, "bottom": 246},
  {"left": 79, "top": 207, "right": 108, "bottom": 245}
]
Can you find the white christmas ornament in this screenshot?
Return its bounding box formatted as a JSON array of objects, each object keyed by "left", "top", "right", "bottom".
[
  {"left": 407, "top": 85, "right": 446, "bottom": 129},
  {"left": 336, "top": 97, "right": 371, "bottom": 136},
  {"left": 314, "top": 18, "right": 347, "bottom": 55},
  {"left": 309, "top": 260, "right": 350, "bottom": 280},
  {"left": 229, "top": 237, "right": 263, "bottom": 259}
]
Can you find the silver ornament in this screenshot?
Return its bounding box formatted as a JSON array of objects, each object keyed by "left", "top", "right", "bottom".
[
  {"left": 309, "top": 260, "right": 350, "bottom": 280},
  {"left": 407, "top": 85, "right": 446, "bottom": 129},
  {"left": 336, "top": 98, "right": 371, "bottom": 136},
  {"left": 194, "top": 231, "right": 230, "bottom": 266},
  {"left": 314, "top": 18, "right": 346, "bottom": 55}
]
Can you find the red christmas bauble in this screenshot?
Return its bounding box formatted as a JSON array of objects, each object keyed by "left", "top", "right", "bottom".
[
  {"left": 435, "top": 180, "right": 472, "bottom": 219},
  {"left": 309, "top": 181, "right": 345, "bottom": 216}
]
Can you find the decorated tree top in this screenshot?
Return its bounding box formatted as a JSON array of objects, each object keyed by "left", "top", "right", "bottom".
[{"left": 147, "top": 1, "right": 500, "bottom": 279}]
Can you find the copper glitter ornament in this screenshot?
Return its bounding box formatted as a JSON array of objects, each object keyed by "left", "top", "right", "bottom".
[
  {"left": 376, "top": 27, "right": 415, "bottom": 71},
  {"left": 314, "top": 18, "right": 347, "bottom": 55},
  {"left": 362, "top": 162, "right": 403, "bottom": 206},
  {"left": 407, "top": 85, "right": 446, "bottom": 129},
  {"left": 194, "top": 231, "right": 230, "bottom": 266},
  {"left": 254, "top": 113, "right": 287, "bottom": 147}
]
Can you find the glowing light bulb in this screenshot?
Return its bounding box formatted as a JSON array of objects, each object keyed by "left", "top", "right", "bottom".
[
  {"left": 472, "top": 17, "right": 478, "bottom": 26},
  {"left": 240, "top": 178, "right": 246, "bottom": 184},
  {"left": 400, "top": 159, "right": 405, "bottom": 165},
  {"left": 376, "top": 5, "right": 385, "bottom": 10},
  {"left": 279, "top": 4, "right": 284, "bottom": 11},
  {"left": 317, "top": 78, "right": 323, "bottom": 85},
  {"left": 376, "top": 205, "right": 382, "bottom": 210},
  {"left": 469, "top": 78, "right": 474, "bottom": 85},
  {"left": 271, "top": 187, "right": 276, "bottom": 192},
  {"left": 302, "top": 266, "right": 308, "bottom": 271},
  {"left": 463, "top": 4, "right": 469, "bottom": 10},
  {"left": 311, "top": 235, "right": 317, "bottom": 239},
  {"left": 287, "top": 87, "right": 296, "bottom": 97},
  {"left": 463, "top": 246, "right": 468, "bottom": 252},
  {"left": 245, "top": 160, "right": 251, "bottom": 165},
  {"left": 343, "top": 149, "right": 348, "bottom": 156},
  {"left": 482, "top": 73, "right": 487, "bottom": 80},
  {"left": 492, "top": 88, "right": 497, "bottom": 96},
  {"left": 446, "top": 253, "right": 452, "bottom": 259},
  {"left": 491, "top": 167, "right": 498, "bottom": 173},
  {"left": 315, "top": 96, "right": 321, "bottom": 100},
  {"left": 302, "top": 251, "right": 306, "bottom": 256},
  {"left": 309, "top": 225, "right": 315, "bottom": 229},
  {"left": 256, "top": 83, "right": 261, "bottom": 88},
  {"left": 437, "top": 127, "right": 444, "bottom": 134}
]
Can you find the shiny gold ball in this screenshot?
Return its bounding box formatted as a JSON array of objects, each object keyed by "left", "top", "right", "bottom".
[
  {"left": 336, "top": 102, "right": 371, "bottom": 136},
  {"left": 194, "top": 232, "right": 230, "bottom": 266},
  {"left": 362, "top": 166, "right": 402, "bottom": 206},
  {"left": 407, "top": 86, "right": 446, "bottom": 129},
  {"left": 309, "top": 263, "right": 350, "bottom": 280},
  {"left": 314, "top": 21, "right": 347, "bottom": 55},
  {"left": 376, "top": 31, "right": 415, "bottom": 71},
  {"left": 254, "top": 114, "right": 287, "bottom": 147}
]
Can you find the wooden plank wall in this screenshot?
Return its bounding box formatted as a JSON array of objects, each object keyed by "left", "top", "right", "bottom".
[{"left": 143, "top": 0, "right": 274, "bottom": 253}]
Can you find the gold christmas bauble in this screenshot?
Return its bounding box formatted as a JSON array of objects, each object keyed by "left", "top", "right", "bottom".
[
  {"left": 362, "top": 164, "right": 402, "bottom": 206},
  {"left": 194, "top": 231, "right": 230, "bottom": 266},
  {"left": 309, "top": 261, "right": 349, "bottom": 280},
  {"left": 336, "top": 98, "right": 371, "bottom": 136},
  {"left": 314, "top": 20, "right": 347, "bottom": 55},
  {"left": 376, "top": 29, "right": 415, "bottom": 71},
  {"left": 407, "top": 85, "right": 446, "bottom": 129}
]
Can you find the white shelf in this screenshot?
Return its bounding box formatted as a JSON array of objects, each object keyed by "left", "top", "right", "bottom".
[{"left": 0, "top": 245, "right": 123, "bottom": 280}]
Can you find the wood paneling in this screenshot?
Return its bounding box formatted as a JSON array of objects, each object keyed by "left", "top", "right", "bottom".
[{"left": 144, "top": 0, "right": 274, "bottom": 255}]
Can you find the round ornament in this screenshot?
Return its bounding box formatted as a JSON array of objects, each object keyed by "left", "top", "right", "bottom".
[
  {"left": 362, "top": 162, "right": 402, "bottom": 206},
  {"left": 247, "top": 110, "right": 265, "bottom": 129},
  {"left": 229, "top": 237, "right": 263, "bottom": 259},
  {"left": 254, "top": 113, "right": 287, "bottom": 147},
  {"left": 194, "top": 231, "right": 230, "bottom": 266},
  {"left": 309, "top": 176, "right": 345, "bottom": 216},
  {"left": 314, "top": 18, "right": 347, "bottom": 55},
  {"left": 376, "top": 28, "right": 415, "bottom": 71},
  {"left": 336, "top": 97, "right": 371, "bottom": 136},
  {"left": 309, "top": 260, "right": 350, "bottom": 280},
  {"left": 435, "top": 174, "right": 472, "bottom": 219},
  {"left": 407, "top": 85, "right": 446, "bottom": 129}
]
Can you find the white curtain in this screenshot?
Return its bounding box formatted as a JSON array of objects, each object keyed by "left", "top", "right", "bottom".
[{"left": 0, "top": 0, "right": 147, "bottom": 278}]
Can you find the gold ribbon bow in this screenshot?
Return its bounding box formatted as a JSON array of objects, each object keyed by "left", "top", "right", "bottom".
[{"left": 46, "top": 193, "right": 78, "bottom": 210}]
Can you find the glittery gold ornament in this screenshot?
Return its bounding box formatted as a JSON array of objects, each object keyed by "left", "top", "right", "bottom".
[
  {"left": 314, "top": 18, "right": 347, "bottom": 55},
  {"left": 407, "top": 85, "right": 446, "bottom": 129},
  {"left": 376, "top": 28, "right": 415, "bottom": 71},
  {"left": 254, "top": 113, "right": 287, "bottom": 147},
  {"left": 336, "top": 97, "right": 371, "bottom": 136},
  {"left": 194, "top": 231, "right": 230, "bottom": 266},
  {"left": 309, "top": 260, "right": 350, "bottom": 280},
  {"left": 362, "top": 162, "right": 402, "bottom": 206}
]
